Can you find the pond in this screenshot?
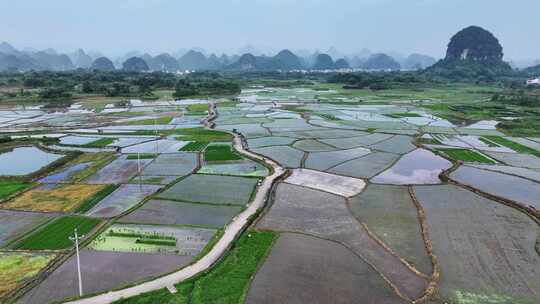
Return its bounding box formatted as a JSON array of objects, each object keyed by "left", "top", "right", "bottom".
[{"left": 0, "top": 146, "right": 64, "bottom": 176}]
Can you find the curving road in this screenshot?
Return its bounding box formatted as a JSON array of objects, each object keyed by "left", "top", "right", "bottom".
[{"left": 63, "top": 102, "right": 285, "bottom": 304}]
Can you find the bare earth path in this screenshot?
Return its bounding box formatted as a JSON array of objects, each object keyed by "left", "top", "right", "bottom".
[{"left": 63, "top": 102, "right": 285, "bottom": 304}]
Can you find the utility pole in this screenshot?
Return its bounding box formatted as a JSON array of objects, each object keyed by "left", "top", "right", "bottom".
[
  {"left": 154, "top": 118, "right": 159, "bottom": 154},
  {"left": 137, "top": 152, "right": 142, "bottom": 189},
  {"left": 69, "top": 228, "right": 85, "bottom": 297}
]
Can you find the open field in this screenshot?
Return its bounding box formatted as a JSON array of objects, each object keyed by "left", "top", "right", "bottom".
[
  {"left": 1, "top": 184, "right": 107, "bottom": 212},
  {"left": 157, "top": 174, "right": 258, "bottom": 205},
  {"left": 257, "top": 183, "right": 428, "bottom": 300},
  {"left": 87, "top": 184, "right": 161, "bottom": 218},
  {"left": 86, "top": 156, "right": 152, "bottom": 184},
  {"left": 13, "top": 216, "right": 101, "bottom": 250},
  {"left": 88, "top": 224, "right": 215, "bottom": 256},
  {"left": 198, "top": 160, "right": 268, "bottom": 177},
  {"left": 20, "top": 250, "right": 193, "bottom": 304},
  {"left": 140, "top": 153, "right": 197, "bottom": 176},
  {"left": 372, "top": 149, "right": 452, "bottom": 185},
  {"left": 204, "top": 144, "right": 242, "bottom": 162},
  {"left": 3, "top": 83, "right": 540, "bottom": 303},
  {"left": 119, "top": 199, "right": 243, "bottom": 228},
  {"left": 349, "top": 184, "right": 431, "bottom": 274},
  {"left": 112, "top": 230, "right": 277, "bottom": 304},
  {"left": 0, "top": 252, "right": 56, "bottom": 298},
  {"left": 436, "top": 148, "right": 496, "bottom": 164},
  {"left": 0, "top": 210, "right": 56, "bottom": 247},
  {"left": 0, "top": 181, "right": 33, "bottom": 200},
  {"left": 75, "top": 184, "right": 119, "bottom": 213},
  {"left": 450, "top": 166, "right": 540, "bottom": 208},
  {"left": 414, "top": 185, "right": 540, "bottom": 303},
  {"left": 247, "top": 233, "right": 407, "bottom": 304},
  {"left": 179, "top": 141, "right": 208, "bottom": 152},
  {"left": 174, "top": 128, "right": 233, "bottom": 142},
  {"left": 483, "top": 136, "right": 540, "bottom": 157}
]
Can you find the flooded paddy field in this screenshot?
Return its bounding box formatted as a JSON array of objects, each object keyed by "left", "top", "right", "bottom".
[
  {"left": 0, "top": 146, "right": 64, "bottom": 176},
  {"left": 414, "top": 185, "right": 540, "bottom": 303},
  {"left": 119, "top": 199, "right": 243, "bottom": 228},
  {"left": 19, "top": 250, "right": 193, "bottom": 304},
  {"left": 1, "top": 85, "right": 539, "bottom": 303}
]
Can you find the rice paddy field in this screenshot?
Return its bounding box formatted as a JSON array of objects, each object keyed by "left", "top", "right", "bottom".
[{"left": 1, "top": 84, "right": 540, "bottom": 304}]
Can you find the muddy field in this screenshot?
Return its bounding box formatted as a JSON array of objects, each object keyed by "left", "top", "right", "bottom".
[
  {"left": 119, "top": 199, "right": 243, "bottom": 228},
  {"left": 157, "top": 174, "right": 258, "bottom": 205},
  {"left": 414, "top": 184, "right": 540, "bottom": 303},
  {"left": 86, "top": 184, "right": 161, "bottom": 218},
  {"left": 246, "top": 233, "right": 408, "bottom": 304},
  {"left": 348, "top": 184, "right": 432, "bottom": 275},
  {"left": 0, "top": 210, "right": 56, "bottom": 247},
  {"left": 20, "top": 250, "right": 193, "bottom": 304},
  {"left": 257, "top": 183, "right": 428, "bottom": 301}
]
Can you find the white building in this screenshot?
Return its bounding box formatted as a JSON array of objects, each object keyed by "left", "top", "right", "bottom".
[{"left": 526, "top": 78, "right": 540, "bottom": 85}]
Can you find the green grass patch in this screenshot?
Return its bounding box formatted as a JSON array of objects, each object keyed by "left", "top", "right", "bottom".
[
  {"left": 123, "top": 116, "right": 174, "bottom": 126},
  {"left": 483, "top": 136, "right": 540, "bottom": 157},
  {"left": 173, "top": 128, "right": 232, "bottom": 142},
  {"left": 437, "top": 148, "right": 495, "bottom": 164},
  {"left": 70, "top": 152, "right": 116, "bottom": 182},
  {"left": 75, "top": 184, "right": 119, "bottom": 213},
  {"left": 419, "top": 137, "right": 442, "bottom": 145},
  {"left": 126, "top": 153, "right": 158, "bottom": 160},
  {"left": 204, "top": 145, "right": 242, "bottom": 162},
  {"left": 187, "top": 103, "right": 209, "bottom": 112},
  {"left": 180, "top": 141, "right": 208, "bottom": 152},
  {"left": 319, "top": 113, "right": 341, "bottom": 121},
  {"left": 0, "top": 180, "right": 33, "bottom": 200},
  {"left": 14, "top": 216, "right": 101, "bottom": 250},
  {"left": 384, "top": 112, "right": 423, "bottom": 118},
  {"left": 112, "top": 230, "right": 277, "bottom": 304},
  {"left": 478, "top": 137, "right": 499, "bottom": 147},
  {"left": 81, "top": 138, "right": 115, "bottom": 148}
]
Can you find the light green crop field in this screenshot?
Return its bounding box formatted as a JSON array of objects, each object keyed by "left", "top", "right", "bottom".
[
  {"left": 0, "top": 181, "right": 33, "bottom": 200},
  {"left": 437, "top": 148, "right": 496, "bottom": 164},
  {"left": 14, "top": 216, "right": 101, "bottom": 250}
]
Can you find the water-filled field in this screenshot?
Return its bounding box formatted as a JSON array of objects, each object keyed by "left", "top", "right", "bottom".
[
  {"left": 2, "top": 85, "right": 540, "bottom": 304},
  {"left": 0, "top": 147, "right": 63, "bottom": 176}
]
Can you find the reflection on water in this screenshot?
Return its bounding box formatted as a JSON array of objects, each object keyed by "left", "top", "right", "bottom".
[
  {"left": 0, "top": 146, "right": 64, "bottom": 176},
  {"left": 372, "top": 149, "right": 452, "bottom": 185}
]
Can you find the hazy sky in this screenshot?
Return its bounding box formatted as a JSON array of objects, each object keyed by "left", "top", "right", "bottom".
[{"left": 0, "top": 0, "right": 538, "bottom": 60}]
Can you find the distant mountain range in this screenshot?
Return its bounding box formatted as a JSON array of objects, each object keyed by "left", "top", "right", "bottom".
[{"left": 2, "top": 40, "right": 534, "bottom": 74}]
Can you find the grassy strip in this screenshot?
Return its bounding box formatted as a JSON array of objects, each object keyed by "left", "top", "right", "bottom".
[
  {"left": 75, "top": 184, "right": 119, "bottom": 213},
  {"left": 437, "top": 148, "right": 495, "bottom": 164},
  {"left": 385, "top": 112, "right": 422, "bottom": 118},
  {"left": 113, "top": 230, "right": 277, "bottom": 304},
  {"left": 135, "top": 239, "right": 176, "bottom": 247},
  {"left": 72, "top": 153, "right": 116, "bottom": 182},
  {"left": 126, "top": 153, "right": 158, "bottom": 160},
  {"left": 174, "top": 128, "right": 232, "bottom": 142},
  {"left": 478, "top": 137, "right": 499, "bottom": 147},
  {"left": 180, "top": 141, "right": 208, "bottom": 152},
  {"left": 80, "top": 138, "right": 116, "bottom": 148},
  {"left": 483, "top": 136, "right": 540, "bottom": 157},
  {"left": 123, "top": 116, "right": 174, "bottom": 126},
  {"left": 187, "top": 104, "right": 209, "bottom": 112},
  {"left": 0, "top": 180, "right": 33, "bottom": 200},
  {"left": 131, "top": 127, "right": 231, "bottom": 141},
  {"left": 204, "top": 145, "right": 242, "bottom": 162},
  {"left": 418, "top": 137, "right": 442, "bottom": 145},
  {"left": 13, "top": 216, "right": 101, "bottom": 250}
]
